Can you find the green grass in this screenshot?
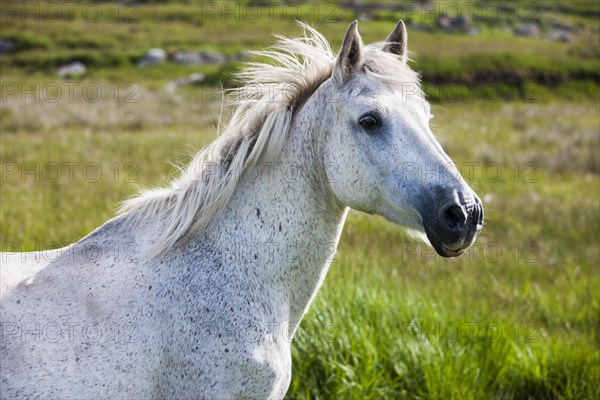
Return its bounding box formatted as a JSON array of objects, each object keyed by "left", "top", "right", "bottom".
[
  {"left": 1, "top": 99, "right": 598, "bottom": 399},
  {"left": 1, "top": 1, "right": 598, "bottom": 95}
]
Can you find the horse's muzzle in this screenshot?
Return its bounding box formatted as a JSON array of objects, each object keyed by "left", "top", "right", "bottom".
[{"left": 422, "top": 193, "right": 484, "bottom": 257}]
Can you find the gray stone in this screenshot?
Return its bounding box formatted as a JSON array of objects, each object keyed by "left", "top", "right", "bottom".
[
  {"left": 57, "top": 61, "right": 86, "bottom": 77},
  {"left": 167, "top": 72, "right": 206, "bottom": 91},
  {"left": 171, "top": 51, "right": 228, "bottom": 65},
  {"left": 0, "top": 39, "right": 15, "bottom": 54},
  {"left": 437, "top": 15, "right": 471, "bottom": 33},
  {"left": 514, "top": 23, "right": 540, "bottom": 37},
  {"left": 138, "top": 48, "right": 167, "bottom": 67},
  {"left": 548, "top": 29, "right": 574, "bottom": 43}
]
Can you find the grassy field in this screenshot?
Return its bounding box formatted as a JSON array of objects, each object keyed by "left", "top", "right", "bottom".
[
  {"left": 1, "top": 1, "right": 599, "bottom": 97},
  {"left": 1, "top": 1, "right": 599, "bottom": 399},
  {"left": 2, "top": 100, "right": 598, "bottom": 399}
]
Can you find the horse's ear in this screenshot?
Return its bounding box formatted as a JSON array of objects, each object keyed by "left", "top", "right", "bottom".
[
  {"left": 333, "top": 20, "right": 363, "bottom": 86},
  {"left": 384, "top": 20, "right": 408, "bottom": 61}
]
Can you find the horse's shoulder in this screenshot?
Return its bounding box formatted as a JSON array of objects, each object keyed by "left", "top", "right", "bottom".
[
  {"left": 1, "top": 215, "right": 147, "bottom": 303},
  {"left": 0, "top": 250, "right": 59, "bottom": 297}
]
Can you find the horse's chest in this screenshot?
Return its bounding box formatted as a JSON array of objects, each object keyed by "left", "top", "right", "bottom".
[
  {"left": 243, "top": 339, "right": 293, "bottom": 399},
  {"left": 161, "top": 329, "right": 292, "bottom": 399}
]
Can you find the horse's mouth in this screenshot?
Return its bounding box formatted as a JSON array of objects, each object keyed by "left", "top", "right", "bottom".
[
  {"left": 440, "top": 243, "right": 468, "bottom": 257},
  {"left": 429, "top": 236, "right": 464, "bottom": 257},
  {"left": 421, "top": 199, "right": 483, "bottom": 258},
  {"left": 425, "top": 228, "right": 476, "bottom": 258}
]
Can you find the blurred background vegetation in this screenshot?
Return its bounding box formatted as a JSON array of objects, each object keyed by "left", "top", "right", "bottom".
[
  {"left": 1, "top": 0, "right": 599, "bottom": 98},
  {"left": 1, "top": 1, "right": 599, "bottom": 399}
]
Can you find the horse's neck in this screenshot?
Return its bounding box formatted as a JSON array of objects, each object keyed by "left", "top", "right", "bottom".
[{"left": 208, "top": 91, "right": 347, "bottom": 327}]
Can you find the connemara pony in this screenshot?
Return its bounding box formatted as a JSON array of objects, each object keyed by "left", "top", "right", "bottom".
[{"left": 1, "top": 21, "right": 483, "bottom": 399}]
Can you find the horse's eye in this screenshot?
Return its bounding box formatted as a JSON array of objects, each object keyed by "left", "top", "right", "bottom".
[{"left": 358, "top": 114, "right": 382, "bottom": 131}]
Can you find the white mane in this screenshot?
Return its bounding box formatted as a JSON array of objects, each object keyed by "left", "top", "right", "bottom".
[{"left": 119, "top": 22, "right": 422, "bottom": 257}]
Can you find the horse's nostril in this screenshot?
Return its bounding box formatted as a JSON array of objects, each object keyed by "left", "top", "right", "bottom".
[{"left": 441, "top": 204, "right": 467, "bottom": 231}]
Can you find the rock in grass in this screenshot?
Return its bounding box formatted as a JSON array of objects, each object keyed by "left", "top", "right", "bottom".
[
  {"left": 0, "top": 39, "right": 14, "bottom": 54},
  {"left": 548, "top": 29, "right": 574, "bottom": 43},
  {"left": 166, "top": 72, "right": 206, "bottom": 92},
  {"left": 514, "top": 23, "right": 540, "bottom": 37},
  {"left": 171, "top": 51, "right": 227, "bottom": 65},
  {"left": 138, "top": 48, "right": 167, "bottom": 67},
  {"left": 437, "top": 15, "right": 471, "bottom": 33},
  {"left": 57, "top": 61, "right": 86, "bottom": 77},
  {"left": 170, "top": 50, "right": 251, "bottom": 65}
]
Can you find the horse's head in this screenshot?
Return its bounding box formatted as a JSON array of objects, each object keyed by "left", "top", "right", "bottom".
[{"left": 322, "top": 21, "right": 483, "bottom": 257}]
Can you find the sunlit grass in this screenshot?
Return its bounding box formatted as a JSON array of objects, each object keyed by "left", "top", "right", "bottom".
[{"left": 1, "top": 98, "right": 598, "bottom": 398}]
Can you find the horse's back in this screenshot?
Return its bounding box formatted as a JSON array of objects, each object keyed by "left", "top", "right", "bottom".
[
  {"left": 0, "top": 249, "right": 61, "bottom": 297},
  {"left": 0, "top": 215, "right": 289, "bottom": 398},
  {"left": 0, "top": 218, "right": 160, "bottom": 398}
]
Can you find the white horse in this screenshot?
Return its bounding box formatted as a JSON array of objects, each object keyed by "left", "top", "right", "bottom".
[{"left": 1, "top": 21, "right": 483, "bottom": 399}]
